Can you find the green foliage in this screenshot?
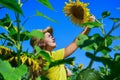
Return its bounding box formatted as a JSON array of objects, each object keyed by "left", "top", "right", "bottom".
[
  {"left": 77, "top": 33, "right": 112, "bottom": 55},
  {"left": 36, "top": 10, "right": 57, "bottom": 23},
  {"left": 49, "top": 57, "right": 75, "bottom": 68},
  {"left": 113, "top": 45, "right": 120, "bottom": 50},
  {"left": 29, "top": 30, "right": 44, "bottom": 39},
  {"left": 37, "top": 0, "right": 54, "bottom": 10},
  {"left": 0, "top": 14, "right": 12, "bottom": 29},
  {"left": 0, "top": 33, "right": 16, "bottom": 45},
  {"left": 0, "top": 59, "right": 27, "bottom": 80},
  {"left": 109, "top": 18, "right": 120, "bottom": 22},
  {"left": 76, "top": 9, "right": 120, "bottom": 80},
  {"left": 114, "top": 53, "right": 120, "bottom": 61},
  {"left": 80, "top": 21, "right": 102, "bottom": 28},
  {"left": 35, "top": 46, "right": 51, "bottom": 62},
  {"left": 76, "top": 68, "right": 101, "bottom": 80},
  {"left": 0, "top": 0, "right": 23, "bottom": 15},
  {"left": 102, "top": 11, "right": 110, "bottom": 18}
]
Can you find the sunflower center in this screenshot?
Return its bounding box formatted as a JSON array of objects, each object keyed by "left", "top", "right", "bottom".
[{"left": 71, "top": 5, "right": 84, "bottom": 20}]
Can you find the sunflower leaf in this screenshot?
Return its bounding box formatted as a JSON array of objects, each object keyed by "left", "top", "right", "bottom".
[
  {"left": 100, "top": 47, "right": 111, "bottom": 55},
  {"left": 29, "top": 29, "right": 44, "bottom": 39},
  {"left": 49, "top": 57, "right": 75, "bottom": 68},
  {"left": 37, "top": 0, "right": 54, "bottom": 10},
  {"left": 102, "top": 11, "right": 110, "bottom": 18},
  {"left": 108, "top": 36, "right": 120, "bottom": 40},
  {"left": 10, "top": 31, "right": 30, "bottom": 41},
  {"left": 0, "top": 0, "right": 23, "bottom": 15},
  {"left": 104, "top": 36, "right": 112, "bottom": 47},
  {"left": 0, "top": 60, "right": 27, "bottom": 80},
  {"left": 0, "top": 14, "right": 12, "bottom": 30},
  {"left": 109, "top": 18, "right": 120, "bottom": 22},
  {"left": 0, "top": 33, "right": 16, "bottom": 44},
  {"left": 36, "top": 10, "right": 58, "bottom": 23},
  {"left": 80, "top": 22, "right": 102, "bottom": 28},
  {"left": 76, "top": 68, "right": 100, "bottom": 80},
  {"left": 114, "top": 53, "right": 120, "bottom": 61},
  {"left": 13, "top": 65, "right": 27, "bottom": 79},
  {"left": 77, "top": 34, "right": 89, "bottom": 47},
  {"left": 113, "top": 45, "right": 120, "bottom": 50},
  {"left": 35, "top": 46, "right": 52, "bottom": 62}
]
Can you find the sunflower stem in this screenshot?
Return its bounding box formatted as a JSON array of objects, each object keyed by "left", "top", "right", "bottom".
[
  {"left": 99, "top": 18, "right": 106, "bottom": 36},
  {"left": 87, "top": 21, "right": 120, "bottom": 69},
  {"left": 15, "top": 0, "right": 21, "bottom": 66}
]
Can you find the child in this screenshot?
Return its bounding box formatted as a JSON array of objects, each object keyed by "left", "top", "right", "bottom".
[{"left": 30, "top": 15, "right": 95, "bottom": 80}]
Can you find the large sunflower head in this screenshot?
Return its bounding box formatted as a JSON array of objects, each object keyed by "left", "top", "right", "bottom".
[{"left": 63, "top": 0, "right": 91, "bottom": 25}]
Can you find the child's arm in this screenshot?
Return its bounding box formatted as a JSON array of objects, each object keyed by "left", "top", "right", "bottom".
[{"left": 64, "top": 15, "right": 95, "bottom": 58}]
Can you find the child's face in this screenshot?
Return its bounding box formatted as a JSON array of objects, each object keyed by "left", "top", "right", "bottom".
[{"left": 44, "top": 32, "right": 56, "bottom": 48}]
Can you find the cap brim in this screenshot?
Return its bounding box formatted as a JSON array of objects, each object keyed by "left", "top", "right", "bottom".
[{"left": 42, "top": 26, "right": 53, "bottom": 35}]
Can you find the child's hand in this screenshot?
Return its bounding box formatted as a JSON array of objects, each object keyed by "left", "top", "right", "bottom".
[{"left": 89, "top": 15, "right": 95, "bottom": 22}]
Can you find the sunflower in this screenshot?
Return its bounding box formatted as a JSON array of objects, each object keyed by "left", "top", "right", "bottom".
[
  {"left": 0, "top": 46, "right": 12, "bottom": 55},
  {"left": 78, "top": 64, "right": 83, "bottom": 69},
  {"left": 63, "top": 0, "right": 91, "bottom": 25}
]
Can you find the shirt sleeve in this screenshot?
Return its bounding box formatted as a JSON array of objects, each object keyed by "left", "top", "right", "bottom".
[{"left": 52, "top": 48, "right": 65, "bottom": 60}]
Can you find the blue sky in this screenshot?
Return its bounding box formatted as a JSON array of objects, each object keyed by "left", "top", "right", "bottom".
[{"left": 1, "top": 0, "right": 120, "bottom": 69}]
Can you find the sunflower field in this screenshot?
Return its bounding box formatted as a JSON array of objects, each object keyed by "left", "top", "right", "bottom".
[{"left": 0, "top": 0, "right": 120, "bottom": 80}]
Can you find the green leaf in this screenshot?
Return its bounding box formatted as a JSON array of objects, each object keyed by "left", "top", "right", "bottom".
[
  {"left": 91, "top": 33, "right": 104, "bottom": 47},
  {"left": 40, "top": 76, "right": 49, "bottom": 80},
  {"left": 0, "top": 0, "right": 23, "bottom": 15},
  {"left": 76, "top": 68, "right": 100, "bottom": 80},
  {"left": 29, "top": 30, "right": 44, "bottom": 39},
  {"left": 80, "top": 22, "right": 102, "bottom": 28},
  {"left": 0, "top": 14, "right": 12, "bottom": 29},
  {"left": 100, "top": 47, "right": 111, "bottom": 55},
  {"left": 37, "top": 0, "right": 54, "bottom": 10},
  {"left": 86, "top": 52, "right": 113, "bottom": 67},
  {"left": 77, "top": 34, "right": 89, "bottom": 46},
  {"left": 13, "top": 65, "right": 27, "bottom": 79},
  {"left": 86, "top": 52, "right": 94, "bottom": 59},
  {"left": 113, "top": 45, "right": 120, "bottom": 50},
  {"left": 104, "top": 36, "right": 112, "bottom": 47},
  {"left": 9, "top": 30, "right": 30, "bottom": 41},
  {"left": 49, "top": 57, "right": 75, "bottom": 68},
  {"left": 0, "top": 60, "right": 27, "bottom": 80},
  {"left": 0, "top": 33, "right": 16, "bottom": 44},
  {"left": 81, "top": 34, "right": 103, "bottom": 51},
  {"left": 109, "top": 18, "right": 120, "bottom": 22},
  {"left": 35, "top": 46, "right": 42, "bottom": 52},
  {"left": 20, "top": 31, "right": 30, "bottom": 41},
  {"left": 36, "top": 76, "right": 41, "bottom": 80},
  {"left": 8, "top": 26, "right": 17, "bottom": 36},
  {"left": 77, "top": 34, "right": 105, "bottom": 51},
  {"left": 108, "top": 36, "right": 120, "bottom": 40},
  {"left": 40, "top": 51, "right": 52, "bottom": 62},
  {"left": 0, "top": 33, "right": 6, "bottom": 39},
  {"left": 114, "top": 53, "right": 120, "bottom": 61},
  {"left": 0, "top": 60, "right": 14, "bottom": 80},
  {"left": 82, "top": 42, "right": 96, "bottom": 51},
  {"left": 36, "top": 10, "right": 57, "bottom": 23},
  {"left": 35, "top": 46, "right": 52, "bottom": 62},
  {"left": 102, "top": 11, "right": 110, "bottom": 18},
  {"left": 99, "top": 66, "right": 105, "bottom": 74}
]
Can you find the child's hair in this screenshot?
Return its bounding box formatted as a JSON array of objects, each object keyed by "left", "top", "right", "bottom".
[
  {"left": 30, "top": 26, "right": 53, "bottom": 50},
  {"left": 30, "top": 37, "right": 46, "bottom": 50}
]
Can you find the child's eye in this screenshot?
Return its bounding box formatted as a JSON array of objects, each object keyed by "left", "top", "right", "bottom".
[{"left": 48, "top": 35, "right": 51, "bottom": 37}]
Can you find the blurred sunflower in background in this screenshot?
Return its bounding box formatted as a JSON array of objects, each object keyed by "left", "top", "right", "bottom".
[{"left": 63, "top": 0, "right": 91, "bottom": 25}]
